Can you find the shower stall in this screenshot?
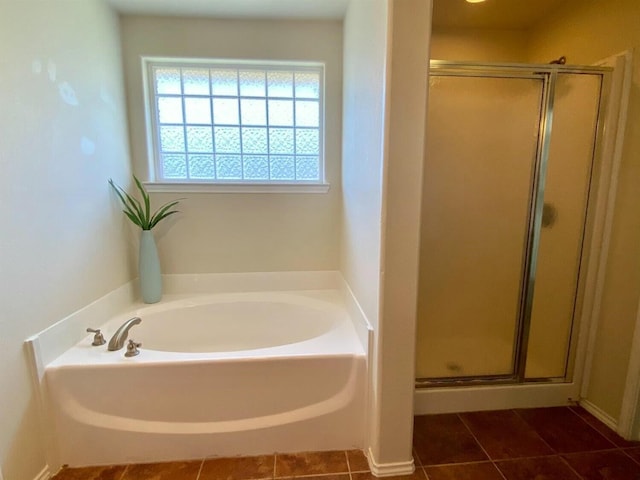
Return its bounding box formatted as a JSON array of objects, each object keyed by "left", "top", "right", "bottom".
[{"left": 416, "top": 61, "right": 611, "bottom": 395}]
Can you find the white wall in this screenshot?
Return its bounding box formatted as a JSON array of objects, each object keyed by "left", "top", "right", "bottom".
[
  {"left": 0, "top": 0, "right": 133, "bottom": 478},
  {"left": 377, "top": 0, "right": 431, "bottom": 465},
  {"left": 120, "top": 16, "right": 342, "bottom": 274},
  {"left": 341, "top": 0, "right": 388, "bottom": 459},
  {"left": 342, "top": 0, "right": 431, "bottom": 468}
]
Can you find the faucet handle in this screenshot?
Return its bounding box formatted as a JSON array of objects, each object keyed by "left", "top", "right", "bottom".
[
  {"left": 125, "top": 339, "right": 142, "bottom": 357},
  {"left": 86, "top": 328, "right": 106, "bottom": 346}
]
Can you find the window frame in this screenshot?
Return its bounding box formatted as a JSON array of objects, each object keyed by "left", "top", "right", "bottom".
[{"left": 141, "top": 56, "right": 329, "bottom": 193}]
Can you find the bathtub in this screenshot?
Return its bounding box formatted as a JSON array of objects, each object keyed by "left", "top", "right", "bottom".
[{"left": 44, "top": 289, "right": 366, "bottom": 467}]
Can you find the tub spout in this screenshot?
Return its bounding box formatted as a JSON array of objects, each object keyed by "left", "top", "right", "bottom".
[{"left": 107, "top": 317, "right": 142, "bottom": 351}]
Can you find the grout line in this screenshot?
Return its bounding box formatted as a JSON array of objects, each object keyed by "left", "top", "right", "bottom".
[
  {"left": 619, "top": 448, "right": 640, "bottom": 467},
  {"left": 344, "top": 450, "right": 353, "bottom": 480},
  {"left": 421, "top": 465, "right": 429, "bottom": 480},
  {"left": 557, "top": 454, "right": 586, "bottom": 480},
  {"left": 118, "top": 464, "right": 129, "bottom": 480},
  {"left": 273, "top": 454, "right": 278, "bottom": 479},
  {"left": 565, "top": 405, "right": 619, "bottom": 448},
  {"left": 456, "top": 413, "right": 494, "bottom": 462},
  {"left": 455, "top": 413, "right": 509, "bottom": 480},
  {"left": 195, "top": 458, "right": 205, "bottom": 480},
  {"left": 511, "top": 408, "right": 558, "bottom": 454},
  {"left": 275, "top": 473, "right": 352, "bottom": 479}
]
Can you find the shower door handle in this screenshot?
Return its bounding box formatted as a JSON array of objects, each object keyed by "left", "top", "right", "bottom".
[{"left": 541, "top": 202, "right": 557, "bottom": 228}]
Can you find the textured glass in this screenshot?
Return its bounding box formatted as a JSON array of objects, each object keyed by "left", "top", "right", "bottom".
[
  {"left": 182, "top": 68, "right": 210, "bottom": 95},
  {"left": 295, "top": 72, "right": 320, "bottom": 99},
  {"left": 270, "top": 156, "right": 295, "bottom": 180},
  {"left": 295, "top": 101, "right": 319, "bottom": 127},
  {"left": 160, "top": 126, "right": 185, "bottom": 152},
  {"left": 240, "top": 99, "right": 266, "bottom": 125},
  {"left": 295, "top": 128, "right": 319, "bottom": 154},
  {"left": 416, "top": 76, "right": 544, "bottom": 379},
  {"left": 268, "top": 100, "right": 294, "bottom": 126},
  {"left": 161, "top": 154, "right": 187, "bottom": 178},
  {"left": 243, "top": 155, "right": 269, "bottom": 180},
  {"left": 214, "top": 127, "right": 241, "bottom": 153},
  {"left": 216, "top": 155, "right": 242, "bottom": 179},
  {"left": 296, "top": 156, "right": 319, "bottom": 180},
  {"left": 188, "top": 155, "right": 215, "bottom": 179},
  {"left": 211, "top": 69, "right": 238, "bottom": 96},
  {"left": 213, "top": 98, "right": 239, "bottom": 125},
  {"left": 241, "top": 128, "right": 268, "bottom": 154},
  {"left": 155, "top": 68, "right": 181, "bottom": 94},
  {"left": 269, "top": 128, "right": 294, "bottom": 154},
  {"left": 184, "top": 97, "right": 211, "bottom": 124},
  {"left": 186, "top": 126, "right": 213, "bottom": 153},
  {"left": 157, "top": 97, "right": 183, "bottom": 124},
  {"left": 239, "top": 70, "right": 266, "bottom": 97},
  {"left": 267, "top": 71, "right": 293, "bottom": 98}
]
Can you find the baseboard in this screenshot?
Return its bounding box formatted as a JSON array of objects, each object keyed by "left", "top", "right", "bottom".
[
  {"left": 34, "top": 465, "right": 51, "bottom": 480},
  {"left": 367, "top": 447, "right": 415, "bottom": 477},
  {"left": 580, "top": 398, "right": 618, "bottom": 432}
]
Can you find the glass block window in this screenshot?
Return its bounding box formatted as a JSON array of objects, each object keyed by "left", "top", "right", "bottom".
[{"left": 145, "top": 59, "right": 324, "bottom": 184}]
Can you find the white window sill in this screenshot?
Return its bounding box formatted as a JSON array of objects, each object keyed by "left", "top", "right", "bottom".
[{"left": 143, "top": 182, "right": 330, "bottom": 194}]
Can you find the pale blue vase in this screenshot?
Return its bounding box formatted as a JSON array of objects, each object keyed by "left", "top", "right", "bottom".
[{"left": 139, "top": 230, "right": 162, "bottom": 304}]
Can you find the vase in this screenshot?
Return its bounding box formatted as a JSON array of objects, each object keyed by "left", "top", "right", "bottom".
[{"left": 139, "top": 230, "right": 162, "bottom": 304}]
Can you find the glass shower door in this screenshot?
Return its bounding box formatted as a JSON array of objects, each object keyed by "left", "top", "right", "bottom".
[
  {"left": 524, "top": 73, "right": 603, "bottom": 379},
  {"left": 416, "top": 74, "right": 545, "bottom": 380}
]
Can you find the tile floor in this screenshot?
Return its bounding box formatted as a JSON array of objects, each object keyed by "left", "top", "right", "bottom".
[{"left": 52, "top": 406, "right": 640, "bottom": 480}]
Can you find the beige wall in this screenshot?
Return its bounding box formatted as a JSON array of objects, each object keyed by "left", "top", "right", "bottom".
[
  {"left": 120, "top": 16, "right": 342, "bottom": 274},
  {"left": 0, "top": 0, "right": 133, "bottom": 478},
  {"left": 431, "top": 27, "right": 528, "bottom": 62},
  {"left": 529, "top": 0, "right": 640, "bottom": 421}
]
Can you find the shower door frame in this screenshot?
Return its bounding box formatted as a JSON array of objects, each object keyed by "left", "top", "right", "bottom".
[{"left": 417, "top": 60, "right": 612, "bottom": 389}]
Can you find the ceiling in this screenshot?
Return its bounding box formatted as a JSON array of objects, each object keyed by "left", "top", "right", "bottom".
[
  {"left": 106, "top": 0, "right": 566, "bottom": 28},
  {"left": 432, "top": 0, "right": 569, "bottom": 30},
  {"left": 105, "top": 0, "right": 349, "bottom": 19}
]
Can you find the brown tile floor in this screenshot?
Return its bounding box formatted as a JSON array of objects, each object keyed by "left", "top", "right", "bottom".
[
  {"left": 415, "top": 406, "right": 640, "bottom": 479},
  {"left": 52, "top": 406, "right": 640, "bottom": 480}
]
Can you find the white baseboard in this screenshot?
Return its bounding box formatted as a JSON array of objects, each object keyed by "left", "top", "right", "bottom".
[
  {"left": 580, "top": 398, "right": 618, "bottom": 432},
  {"left": 367, "top": 447, "right": 415, "bottom": 477},
  {"left": 33, "top": 465, "right": 51, "bottom": 480}
]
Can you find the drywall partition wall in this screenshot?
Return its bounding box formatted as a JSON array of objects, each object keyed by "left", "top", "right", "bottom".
[
  {"left": 431, "top": 27, "right": 528, "bottom": 62},
  {"left": 120, "top": 16, "right": 342, "bottom": 274},
  {"left": 341, "top": 0, "right": 388, "bottom": 463},
  {"left": 376, "top": 0, "right": 431, "bottom": 469},
  {"left": 342, "top": 0, "right": 431, "bottom": 471},
  {"left": 528, "top": 0, "right": 640, "bottom": 421},
  {"left": 0, "top": 0, "right": 133, "bottom": 478}
]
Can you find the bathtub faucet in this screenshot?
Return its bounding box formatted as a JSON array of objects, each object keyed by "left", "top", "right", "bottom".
[{"left": 107, "top": 317, "right": 142, "bottom": 351}]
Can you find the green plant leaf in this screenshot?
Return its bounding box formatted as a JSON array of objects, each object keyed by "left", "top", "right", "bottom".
[
  {"left": 149, "top": 200, "right": 181, "bottom": 229},
  {"left": 109, "top": 176, "right": 181, "bottom": 230},
  {"left": 123, "top": 209, "right": 143, "bottom": 228},
  {"left": 151, "top": 210, "right": 179, "bottom": 229},
  {"left": 133, "top": 175, "right": 151, "bottom": 228}
]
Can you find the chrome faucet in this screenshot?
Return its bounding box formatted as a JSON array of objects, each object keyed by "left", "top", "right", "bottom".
[{"left": 107, "top": 317, "right": 142, "bottom": 351}]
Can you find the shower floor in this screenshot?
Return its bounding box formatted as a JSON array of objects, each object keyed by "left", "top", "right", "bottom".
[
  {"left": 419, "top": 336, "right": 550, "bottom": 380},
  {"left": 51, "top": 406, "right": 639, "bottom": 479}
]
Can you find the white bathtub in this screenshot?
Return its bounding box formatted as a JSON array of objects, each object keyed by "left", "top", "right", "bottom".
[{"left": 45, "top": 290, "right": 366, "bottom": 467}]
